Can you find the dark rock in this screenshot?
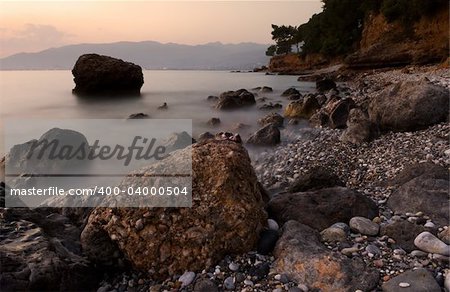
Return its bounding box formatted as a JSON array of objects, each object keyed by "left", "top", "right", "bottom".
[
  {"left": 387, "top": 162, "right": 449, "bottom": 187},
  {"left": 281, "top": 88, "right": 300, "bottom": 97},
  {"left": 207, "top": 95, "right": 219, "bottom": 102},
  {"left": 246, "top": 124, "right": 281, "bottom": 146},
  {"left": 284, "top": 96, "right": 320, "bottom": 119},
  {"left": 287, "top": 167, "right": 344, "bottom": 193},
  {"left": 198, "top": 132, "right": 214, "bottom": 141},
  {"left": 340, "top": 108, "right": 378, "bottom": 144},
  {"left": 273, "top": 221, "right": 379, "bottom": 292},
  {"left": 380, "top": 219, "right": 426, "bottom": 252},
  {"left": 128, "top": 113, "right": 149, "bottom": 119},
  {"left": 368, "top": 79, "right": 449, "bottom": 132},
  {"left": 72, "top": 54, "right": 144, "bottom": 95},
  {"left": 381, "top": 268, "right": 441, "bottom": 292},
  {"left": 215, "top": 132, "right": 242, "bottom": 143},
  {"left": 258, "top": 112, "right": 284, "bottom": 128},
  {"left": 287, "top": 94, "right": 301, "bottom": 100},
  {"left": 249, "top": 262, "right": 270, "bottom": 280},
  {"left": 216, "top": 89, "right": 256, "bottom": 110},
  {"left": 260, "top": 86, "right": 273, "bottom": 93},
  {"left": 207, "top": 118, "right": 221, "bottom": 126},
  {"left": 257, "top": 229, "right": 279, "bottom": 255},
  {"left": 387, "top": 175, "right": 449, "bottom": 226},
  {"left": 162, "top": 131, "right": 195, "bottom": 152},
  {"left": 259, "top": 102, "right": 282, "bottom": 110},
  {"left": 157, "top": 102, "right": 168, "bottom": 110},
  {"left": 268, "top": 187, "right": 378, "bottom": 231},
  {"left": 327, "top": 98, "right": 356, "bottom": 129},
  {"left": 194, "top": 278, "right": 218, "bottom": 292},
  {"left": 316, "top": 78, "right": 336, "bottom": 92}
]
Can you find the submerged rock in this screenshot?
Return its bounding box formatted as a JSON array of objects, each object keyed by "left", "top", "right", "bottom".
[
  {"left": 216, "top": 89, "right": 256, "bottom": 110},
  {"left": 258, "top": 112, "right": 284, "bottom": 128},
  {"left": 72, "top": 54, "right": 144, "bottom": 95}
]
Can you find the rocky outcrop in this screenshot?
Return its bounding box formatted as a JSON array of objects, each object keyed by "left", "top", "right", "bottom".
[
  {"left": 273, "top": 221, "right": 379, "bottom": 292},
  {"left": 258, "top": 112, "right": 284, "bottom": 128},
  {"left": 368, "top": 80, "right": 449, "bottom": 132},
  {"left": 81, "top": 140, "right": 267, "bottom": 279},
  {"left": 216, "top": 89, "right": 256, "bottom": 110},
  {"left": 72, "top": 54, "right": 144, "bottom": 95},
  {"left": 284, "top": 96, "right": 320, "bottom": 119},
  {"left": 246, "top": 124, "right": 281, "bottom": 146},
  {"left": 268, "top": 187, "right": 378, "bottom": 230},
  {"left": 310, "top": 97, "right": 356, "bottom": 129}
]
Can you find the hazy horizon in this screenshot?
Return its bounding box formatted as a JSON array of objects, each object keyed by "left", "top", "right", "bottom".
[{"left": 0, "top": 1, "right": 323, "bottom": 58}]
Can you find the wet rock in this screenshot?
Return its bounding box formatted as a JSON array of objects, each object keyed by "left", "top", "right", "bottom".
[
  {"left": 72, "top": 54, "right": 144, "bottom": 95},
  {"left": 260, "top": 86, "right": 273, "bottom": 93},
  {"left": 284, "top": 96, "right": 320, "bottom": 119},
  {"left": 207, "top": 95, "right": 219, "bottom": 102},
  {"left": 128, "top": 113, "right": 149, "bottom": 119},
  {"left": 281, "top": 88, "right": 300, "bottom": 96},
  {"left": 247, "top": 124, "right": 281, "bottom": 146},
  {"left": 381, "top": 268, "right": 441, "bottom": 292},
  {"left": 316, "top": 78, "right": 336, "bottom": 92},
  {"left": 258, "top": 112, "right": 284, "bottom": 128},
  {"left": 157, "top": 102, "right": 168, "bottom": 110},
  {"left": 207, "top": 117, "right": 221, "bottom": 126},
  {"left": 414, "top": 231, "right": 450, "bottom": 256},
  {"left": 368, "top": 79, "right": 449, "bottom": 132},
  {"left": 287, "top": 94, "right": 301, "bottom": 100},
  {"left": 268, "top": 187, "right": 378, "bottom": 231},
  {"left": 287, "top": 167, "right": 344, "bottom": 193},
  {"left": 259, "top": 102, "right": 282, "bottom": 110},
  {"left": 349, "top": 216, "right": 379, "bottom": 236},
  {"left": 273, "top": 221, "right": 379, "bottom": 292},
  {"left": 216, "top": 89, "right": 256, "bottom": 110},
  {"left": 380, "top": 219, "right": 426, "bottom": 252},
  {"left": 81, "top": 140, "right": 267, "bottom": 280}
]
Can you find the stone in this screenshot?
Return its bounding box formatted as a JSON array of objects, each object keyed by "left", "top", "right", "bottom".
[
  {"left": 259, "top": 102, "right": 282, "bottom": 110},
  {"left": 380, "top": 219, "right": 426, "bottom": 252},
  {"left": 258, "top": 112, "right": 284, "bottom": 128},
  {"left": 340, "top": 108, "right": 377, "bottom": 144},
  {"left": 268, "top": 187, "right": 378, "bottom": 231},
  {"left": 179, "top": 271, "right": 196, "bottom": 287},
  {"left": 207, "top": 95, "right": 219, "bottom": 102},
  {"left": 128, "top": 113, "right": 149, "bottom": 119},
  {"left": 349, "top": 217, "right": 379, "bottom": 236},
  {"left": 287, "top": 167, "right": 344, "bottom": 193},
  {"left": 320, "top": 227, "right": 347, "bottom": 242},
  {"left": 281, "top": 88, "right": 300, "bottom": 96},
  {"left": 81, "top": 140, "right": 267, "bottom": 280},
  {"left": 223, "top": 276, "right": 235, "bottom": 290},
  {"left": 273, "top": 221, "right": 379, "bottom": 292},
  {"left": 246, "top": 124, "right": 281, "bottom": 146},
  {"left": 260, "top": 86, "right": 273, "bottom": 93},
  {"left": 438, "top": 228, "right": 450, "bottom": 244},
  {"left": 257, "top": 229, "right": 279, "bottom": 255},
  {"left": 194, "top": 278, "right": 218, "bottom": 292},
  {"left": 72, "top": 54, "right": 144, "bottom": 95},
  {"left": 249, "top": 262, "right": 270, "bottom": 280},
  {"left": 228, "top": 262, "right": 239, "bottom": 272},
  {"left": 284, "top": 96, "right": 320, "bottom": 119},
  {"left": 198, "top": 132, "right": 214, "bottom": 141},
  {"left": 330, "top": 222, "right": 350, "bottom": 233},
  {"left": 327, "top": 98, "right": 356, "bottom": 129},
  {"left": 388, "top": 162, "right": 448, "bottom": 187},
  {"left": 216, "top": 89, "right": 256, "bottom": 110},
  {"left": 267, "top": 219, "right": 280, "bottom": 231},
  {"left": 414, "top": 231, "right": 450, "bottom": 256},
  {"left": 387, "top": 175, "right": 449, "bottom": 226},
  {"left": 368, "top": 79, "right": 449, "bottom": 132},
  {"left": 381, "top": 268, "right": 441, "bottom": 292},
  {"left": 316, "top": 78, "right": 336, "bottom": 92},
  {"left": 162, "top": 131, "right": 195, "bottom": 153},
  {"left": 207, "top": 117, "right": 221, "bottom": 126}
]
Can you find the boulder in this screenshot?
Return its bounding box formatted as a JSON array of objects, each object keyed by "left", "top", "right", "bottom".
[
  {"left": 381, "top": 268, "right": 441, "bottom": 292},
  {"left": 246, "top": 124, "right": 281, "bottom": 146},
  {"left": 387, "top": 162, "right": 448, "bottom": 187},
  {"left": 72, "top": 54, "right": 144, "bottom": 95},
  {"left": 316, "top": 78, "right": 336, "bottom": 92},
  {"left": 162, "top": 131, "right": 195, "bottom": 153},
  {"left": 258, "top": 102, "right": 282, "bottom": 110},
  {"left": 284, "top": 96, "right": 320, "bottom": 119},
  {"left": 310, "top": 98, "right": 356, "bottom": 129},
  {"left": 368, "top": 80, "right": 449, "bottom": 132},
  {"left": 207, "top": 118, "right": 221, "bottom": 126},
  {"left": 268, "top": 187, "right": 378, "bottom": 230},
  {"left": 340, "top": 108, "right": 377, "bottom": 144},
  {"left": 387, "top": 175, "right": 449, "bottom": 226},
  {"left": 281, "top": 88, "right": 300, "bottom": 96},
  {"left": 349, "top": 216, "right": 379, "bottom": 236},
  {"left": 127, "top": 113, "right": 149, "bottom": 119},
  {"left": 273, "top": 221, "right": 379, "bottom": 292},
  {"left": 216, "top": 89, "right": 256, "bottom": 110},
  {"left": 414, "top": 232, "right": 450, "bottom": 256},
  {"left": 81, "top": 140, "right": 267, "bottom": 279},
  {"left": 286, "top": 167, "right": 344, "bottom": 193},
  {"left": 380, "top": 219, "right": 426, "bottom": 252},
  {"left": 258, "top": 112, "right": 284, "bottom": 128}
]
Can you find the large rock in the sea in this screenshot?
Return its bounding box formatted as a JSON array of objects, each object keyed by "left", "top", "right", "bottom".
[
  {"left": 216, "top": 89, "right": 256, "bottom": 110},
  {"left": 246, "top": 124, "right": 281, "bottom": 146},
  {"left": 0, "top": 208, "right": 98, "bottom": 291},
  {"left": 387, "top": 164, "right": 449, "bottom": 226},
  {"left": 268, "top": 187, "right": 378, "bottom": 230},
  {"left": 72, "top": 54, "right": 144, "bottom": 95},
  {"left": 284, "top": 96, "right": 320, "bottom": 119},
  {"left": 258, "top": 112, "right": 284, "bottom": 128},
  {"left": 81, "top": 140, "right": 266, "bottom": 279},
  {"left": 273, "top": 221, "right": 379, "bottom": 292},
  {"left": 368, "top": 79, "right": 449, "bottom": 132}
]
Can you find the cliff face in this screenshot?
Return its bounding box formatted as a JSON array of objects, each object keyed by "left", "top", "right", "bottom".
[
  {"left": 346, "top": 8, "right": 449, "bottom": 68},
  {"left": 269, "top": 6, "right": 449, "bottom": 72}
]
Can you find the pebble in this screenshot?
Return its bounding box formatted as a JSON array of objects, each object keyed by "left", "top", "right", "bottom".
[
  {"left": 414, "top": 231, "right": 450, "bottom": 256},
  {"left": 267, "top": 219, "right": 280, "bottom": 231},
  {"left": 424, "top": 222, "right": 436, "bottom": 228},
  {"left": 223, "top": 276, "right": 235, "bottom": 290},
  {"left": 228, "top": 262, "right": 239, "bottom": 272},
  {"left": 398, "top": 282, "right": 410, "bottom": 288},
  {"left": 349, "top": 217, "right": 379, "bottom": 236},
  {"left": 178, "top": 271, "right": 195, "bottom": 287},
  {"left": 341, "top": 246, "right": 359, "bottom": 256},
  {"left": 135, "top": 219, "right": 144, "bottom": 231},
  {"left": 243, "top": 279, "right": 254, "bottom": 286}
]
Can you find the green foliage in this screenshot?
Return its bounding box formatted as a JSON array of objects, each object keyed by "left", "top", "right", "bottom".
[
  {"left": 381, "top": 0, "right": 448, "bottom": 25},
  {"left": 265, "top": 45, "right": 276, "bottom": 56}
]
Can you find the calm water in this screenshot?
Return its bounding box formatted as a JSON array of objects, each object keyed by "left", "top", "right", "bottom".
[{"left": 0, "top": 70, "right": 315, "bottom": 155}]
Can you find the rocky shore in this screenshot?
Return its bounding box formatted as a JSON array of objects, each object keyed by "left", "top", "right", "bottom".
[{"left": 1, "top": 65, "right": 449, "bottom": 292}]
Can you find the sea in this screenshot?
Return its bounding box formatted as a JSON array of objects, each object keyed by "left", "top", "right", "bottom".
[{"left": 0, "top": 70, "right": 315, "bottom": 156}]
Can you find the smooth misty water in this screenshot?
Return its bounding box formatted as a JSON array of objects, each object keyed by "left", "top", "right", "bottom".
[{"left": 0, "top": 70, "right": 315, "bottom": 155}]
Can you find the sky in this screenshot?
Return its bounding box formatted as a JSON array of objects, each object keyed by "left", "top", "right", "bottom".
[{"left": 0, "top": 1, "right": 323, "bottom": 58}]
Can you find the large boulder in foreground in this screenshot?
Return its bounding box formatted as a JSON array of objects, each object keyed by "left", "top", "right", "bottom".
[
  {"left": 268, "top": 187, "right": 378, "bottom": 230},
  {"left": 368, "top": 79, "right": 449, "bottom": 132},
  {"left": 273, "top": 221, "right": 379, "bottom": 292},
  {"left": 81, "top": 140, "right": 266, "bottom": 279},
  {"left": 72, "top": 54, "right": 144, "bottom": 95}
]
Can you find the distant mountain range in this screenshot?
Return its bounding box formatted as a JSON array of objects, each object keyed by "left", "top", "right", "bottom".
[{"left": 0, "top": 41, "right": 270, "bottom": 70}]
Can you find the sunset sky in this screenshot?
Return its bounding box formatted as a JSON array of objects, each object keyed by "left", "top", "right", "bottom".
[{"left": 0, "top": 1, "right": 323, "bottom": 58}]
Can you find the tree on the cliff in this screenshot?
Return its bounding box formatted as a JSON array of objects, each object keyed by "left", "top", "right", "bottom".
[
  {"left": 270, "top": 24, "right": 298, "bottom": 55},
  {"left": 265, "top": 45, "right": 277, "bottom": 56}
]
